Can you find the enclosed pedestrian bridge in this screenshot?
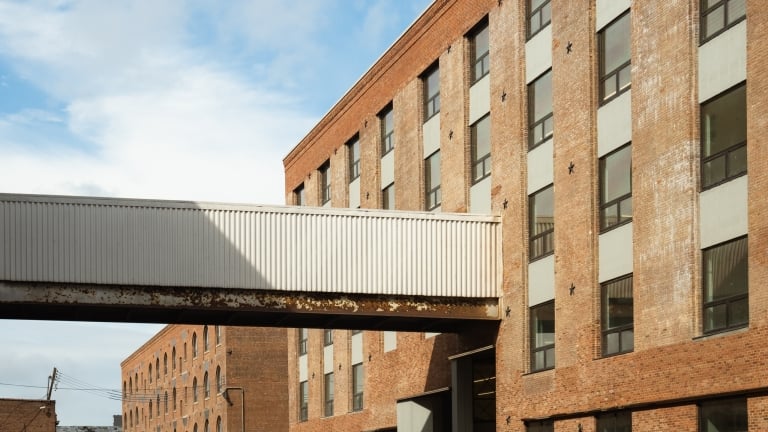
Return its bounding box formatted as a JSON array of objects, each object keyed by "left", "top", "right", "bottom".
[{"left": 0, "top": 193, "right": 501, "bottom": 332}]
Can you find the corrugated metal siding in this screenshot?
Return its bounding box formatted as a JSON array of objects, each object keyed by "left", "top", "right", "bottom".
[{"left": 0, "top": 194, "right": 501, "bottom": 298}]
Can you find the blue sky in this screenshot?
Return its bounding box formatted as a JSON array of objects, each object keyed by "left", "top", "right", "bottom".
[{"left": 0, "top": 0, "right": 432, "bottom": 425}]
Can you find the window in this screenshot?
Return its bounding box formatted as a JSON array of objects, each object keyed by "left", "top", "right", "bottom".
[
  {"left": 699, "top": 398, "right": 747, "bottom": 432},
  {"left": 299, "top": 381, "right": 309, "bottom": 422},
  {"left": 203, "top": 325, "right": 209, "bottom": 352},
  {"left": 528, "top": 0, "right": 551, "bottom": 38},
  {"left": 602, "top": 274, "right": 634, "bottom": 356},
  {"left": 348, "top": 136, "right": 360, "bottom": 181},
  {"left": 530, "top": 301, "right": 555, "bottom": 372},
  {"left": 528, "top": 69, "right": 553, "bottom": 150},
  {"left": 529, "top": 185, "right": 554, "bottom": 260},
  {"left": 172, "top": 347, "right": 176, "bottom": 372},
  {"left": 352, "top": 363, "right": 364, "bottom": 411},
  {"left": 294, "top": 184, "right": 305, "bottom": 206},
  {"left": 382, "top": 183, "right": 394, "bottom": 210},
  {"left": 423, "top": 64, "right": 440, "bottom": 120},
  {"left": 527, "top": 420, "right": 554, "bottom": 432},
  {"left": 192, "top": 333, "right": 198, "bottom": 358},
  {"left": 204, "top": 420, "right": 209, "bottom": 432},
  {"left": 470, "top": 20, "right": 490, "bottom": 83},
  {"left": 164, "top": 391, "right": 168, "bottom": 414},
  {"left": 204, "top": 372, "right": 210, "bottom": 398},
  {"left": 597, "top": 411, "right": 632, "bottom": 432},
  {"left": 156, "top": 395, "right": 160, "bottom": 416},
  {"left": 216, "top": 366, "right": 223, "bottom": 394},
  {"left": 215, "top": 325, "right": 222, "bottom": 345},
  {"left": 599, "top": 11, "right": 631, "bottom": 104},
  {"left": 164, "top": 353, "right": 168, "bottom": 375},
  {"left": 324, "top": 372, "right": 334, "bottom": 417},
  {"left": 600, "top": 143, "right": 632, "bottom": 231},
  {"left": 471, "top": 115, "right": 491, "bottom": 183},
  {"left": 319, "top": 161, "right": 331, "bottom": 205},
  {"left": 701, "top": 0, "right": 746, "bottom": 43},
  {"left": 193, "top": 377, "right": 198, "bottom": 402},
  {"left": 184, "top": 342, "right": 187, "bottom": 360},
  {"left": 298, "top": 328, "right": 308, "bottom": 355},
  {"left": 149, "top": 400, "right": 153, "bottom": 419},
  {"left": 129, "top": 377, "right": 132, "bottom": 394},
  {"left": 193, "top": 424, "right": 198, "bottom": 432},
  {"left": 148, "top": 365, "right": 152, "bottom": 383},
  {"left": 172, "top": 387, "right": 177, "bottom": 411},
  {"left": 216, "top": 417, "right": 222, "bottom": 432},
  {"left": 425, "top": 151, "right": 441, "bottom": 211},
  {"left": 703, "top": 236, "right": 748, "bottom": 334},
  {"left": 155, "top": 358, "right": 159, "bottom": 379},
  {"left": 380, "top": 105, "right": 394, "bottom": 154},
  {"left": 323, "top": 329, "right": 333, "bottom": 346},
  {"left": 701, "top": 83, "right": 746, "bottom": 190},
  {"left": 350, "top": 329, "right": 362, "bottom": 335}
]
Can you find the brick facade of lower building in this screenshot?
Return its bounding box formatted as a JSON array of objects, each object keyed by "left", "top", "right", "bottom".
[{"left": 0, "top": 399, "right": 57, "bottom": 432}]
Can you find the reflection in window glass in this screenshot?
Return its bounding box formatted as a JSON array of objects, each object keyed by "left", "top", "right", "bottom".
[
  {"left": 599, "top": 12, "right": 631, "bottom": 103},
  {"left": 602, "top": 275, "right": 634, "bottom": 356},
  {"left": 600, "top": 144, "right": 632, "bottom": 230},
  {"left": 699, "top": 398, "right": 747, "bottom": 432},
  {"left": 701, "top": 84, "right": 746, "bottom": 189},
  {"left": 703, "top": 237, "right": 748, "bottom": 334},
  {"left": 471, "top": 115, "right": 491, "bottom": 183},
  {"left": 529, "top": 185, "right": 554, "bottom": 260},
  {"left": 530, "top": 301, "right": 555, "bottom": 372},
  {"left": 528, "top": 69, "right": 553, "bottom": 149}
]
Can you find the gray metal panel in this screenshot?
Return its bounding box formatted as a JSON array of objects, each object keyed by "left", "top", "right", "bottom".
[{"left": 0, "top": 194, "right": 500, "bottom": 298}]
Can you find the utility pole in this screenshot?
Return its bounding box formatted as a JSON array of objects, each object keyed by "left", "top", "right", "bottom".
[{"left": 46, "top": 367, "right": 57, "bottom": 400}]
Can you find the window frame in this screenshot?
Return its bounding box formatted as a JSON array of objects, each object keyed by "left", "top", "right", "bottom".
[
  {"left": 700, "top": 83, "right": 747, "bottom": 191},
  {"left": 298, "top": 328, "right": 308, "bottom": 355},
  {"left": 352, "top": 363, "right": 364, "bottom": 412},
  {"left": 323, "top": 372, "right": 334, "bottom": 417},
  {"left": 702, "top": 236, "right": 749, "bottom": 335},
  {"left": 423, "top": 63, "right": 441, "bottom": 121},
  {"left": 700, "top": 0, "right": 747, "bottom": 44},
  {"left": 299, "top": 381, "right": 309, "bottom": 422},
  {"left": 203, "top": 325, "right": 209, "bottom": 352},
  {"left": 699, "top": 397, "right": 748, "bottom": 432},
  {"left": 193, "top": 377, "right": 198, "bottom": 403},
  {"left": 294, "top": 184, "right": 305, "bottom": 206},
  {"left": 529, "top": 184, "right": 555, "bottom": 261},
  {"left": 347, "top": 136, "right": 360, "bottom": 182},
  {"left": 380, "top": 104, "right": 395, "bottom": 155},
  {"left": 471, "top": 114, "right": 492, "bottom": 184},
  {"left": 598, "top": 11, "right": 632, "bottom": 105},
  {"left": 382, "top": 182, "right": 395, "bottom": 210},
  {"left": 530, "top": 300, "right": 555, "bottom": 372},
  {"left": 204, "top": 371, "right": 210, "bottom": 399},
  {"left": 323, "top": 329, "right": 333, "bottom": 346},
  {"left": 599, "top": 143, "right": 633, "bottom": 232},
  {"left": 597, "top": 411, "right": 632, "bottom": 432},
  {"left": 216, "top": 366, "right": 222, "bottom": 394},
  {"left": 319, "top": 161, "right": 331, "bottom": 205},
  {"left": 527, "top": 0, "right": 552, "bottom": 39},
  {"left": 425, "top": 151, "right": 442, "bottom": 211},
  {"left": 470, "top": 18, "right": 490, "bottom": 84},
  {"left": 601, "top": 274, "right": 634, "bottom": 357},
  {"left": 528, "top": 69, "right": 553, "bottom": 151},
  {"left": 192, "top": 332, "right": 198, "bottom": 358}
]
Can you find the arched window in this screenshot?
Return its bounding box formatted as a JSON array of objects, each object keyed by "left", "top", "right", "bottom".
[
  {"left": 156, "top": 395, "right": 160, "bottom": 416},
  {"left": 135, "top": 373, "right": 138, "bottom": 391},
  {"left": 172, "top": 387, "right": 177, "bottom": 410},
  {"left": 184, "top": 342, "right": 188, "bottom": 360},
  {"left": 192, "top": 333, "right": 198, "bottom": 357},
  {"left": 203, "top": 325, "right": 209, "bottom": 352},
  {"left": 123, "top": 381, "right": 126, "bottom": 399},
  {"left": 149, "top": 364, "right": 153, "bottom": 383},
  {"left": 204, "top": 372, "right": 210, "bottom": 398},
  {"left": 135, "top": 407, "right": 138, "bottom": 426},
  {"left": 216, "top": 366, "right": 222, "bottom": 394},
  {"left": 204, "top": 419, "right": 209, "bottom": 432},
  {"left": 129, "top": 377, "right": 133, "bottom": 394},
  {"left": 193, "top": 424, "right": 198, "bottom": 432},
  {"left": 215, "top": 326, "right": 222, "bottom": 345},
  {"left": 155, "top": 358, "right": 160, "bottom": 379},
  {"left": 216, "top": 416, "right": 222, "bottom": 432},
  {"left": 149, "top": 400, "right": 152, "bottom": 419},
  {"left": 123, "top": 412, "right": 127, "bottom": 428},
  {"left": 164, "top": 353, "right": 168, "bottom": 375},
  {"left": 193, "top": 377, "right": 198, "bottom": 402},
  {"left": 172, "top": 347, "right": 176, "bottom": 372},
  {"left": 129, "top": 410, "right": 132, "bottom": 427},
  {"left": 164, "top": 391, "right": 168, "bottom": 414}
]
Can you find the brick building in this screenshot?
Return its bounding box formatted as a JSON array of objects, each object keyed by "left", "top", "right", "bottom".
[
  {"left": 120, "top": 325, "right": 288, "bottom": 432},
  {"left": 283, "top": 0, "right": 766, "bottom": 431},
  {"left": 0, "top": 399, "right": 57, "bottom": 432}
]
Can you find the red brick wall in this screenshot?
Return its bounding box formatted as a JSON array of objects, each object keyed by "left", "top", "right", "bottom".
[{"left": 0, "top": 399, "right": 56, "bottom": 432}]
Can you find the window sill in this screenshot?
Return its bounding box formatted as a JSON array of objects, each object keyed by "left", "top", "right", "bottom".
[
  {"left": 597, "top": 349, "right": 633, "bottom": 360},
  {"left": 700, "top": 16, "right": 746, "bottom": 46},
  {"left": 522, "top": 366, "right": 554, "bottom": 376},
  {"left": 600, "top": 85, "right": 631, "bottom": 107},
  {"left": 700, "top": 170, "right": 747, "bottom": 192},
  {"left": 599, "top": 217, "right": 632, "bottom": 235},
  {"left": 695, "top": 325, "right": 749, "bottom": 341},
  {"left": 529, "top": 250, "right": 554, "bottom": 264}
]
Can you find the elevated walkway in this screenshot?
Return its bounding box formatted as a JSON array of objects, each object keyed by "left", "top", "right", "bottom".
[{"left": 0, "top": 194, "right": 501, "bottom": 331}]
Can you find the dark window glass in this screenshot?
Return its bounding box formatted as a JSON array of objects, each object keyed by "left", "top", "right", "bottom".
[
  {"left": 472, "top": 357, "right": 495, "bottom": 428},
  {"left": 204, "top": 372, "right": 210, "bottom": 398},
  {"left": 164, "top": 353, "right": 168, "bottom": 375},
  {"left": 324, "top": 329, "right": 333, "bottom": 346},
  {"left": 528, "top": 69, "right": 553, "bottom": 150},
  {"left": 527, "top": 420, "right": 554, "bottom": 432},
  {"left": 352, "top": 363, "right": 364, "bottom": 411},
  {"left": 299, "top": 381, "right": 309, "bottom": 421},
  {"left": 528, "top": 0, "right": 552, "bottom": 38},
  {"left": 597, "top": 411, "right": 632, "bottom": 432},
  {"left": 471, "top": 21, "right": 490, "bottom": 82},
  {"left": 382, "top": 183, "right": 395, "bottom": 210},
  {"left": 294, "top": 184, "right": 305, "bottom": 206},
  {"left": 215, "top": 325, "right": 222, "bottom": 345},
  {"left": 381, "top": 105, "right": 395, "bottom": 154},
  {"left": 599, "top": 12, "right": 631, "bottom": 104},
  {"left": 700, "top": 398, "right": 747, "bottom": 432},
  {"left": 425, "top": 151, "right": 441, "bottom": 211},
  {"left": 216, "top": 366, "right": 222, "bottom": 393},
  {"left": 600, "top": 143, "right": 632, "bottom": 231},
  {"left": 703, "top": 237, "right": 748, "bottom": 334},
  {"left": 602, "top": 274, "right": 634, "bottom": 356},
  {"left": 423, "top": 65, "right": 440, "bottom": 120},
  {"left": 172, "top": 387, "right": 177, "bottom": 410},
  {"left": 324, "top": 372, "right": 334, "bottom": 417},
  {"left": 319, "top": 161, "right": 331, "bottom": 204},
  {"left": 192, "top": 333, "right": 198, "bottom": 358},
  {"left": 530, "top": 301, "right": 555, "bottom": 372},
  {"left": 193, "top": 377, "right": 198, "bottom": 402},
  {"left": 172, "top": 347, "right": 176, "bottom": 371},
  {"left": 203, "top": 325, "right": 209, "bottom": 351},
  {"left": 471, "top": 115, "right": 492, "bottom": 183},
  {"left": 529, "top": 185, "right": 554, "bottom": 260},
  {"left": 701, "top": 84, "right": 746, "bottom": 189},
  {"left": 348, "top": 137, "right": 360, "bottom": 181},
  {"left": 701, "top": 0, "right": 746, "bottom": 42},
  {"left": 298, "top": 328, "right": 308, "bottom": 355}
]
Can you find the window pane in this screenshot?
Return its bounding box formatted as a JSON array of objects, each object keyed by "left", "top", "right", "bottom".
[
  {"left": 426, "top": 67, "right": 440, "bottom": 99},
  {"left": 531, "top": 186, "right": 554, "bottom": 237},
  {"left": 531, "top": 70, "right": 553, "bottom": 123},
  {"left": 704, "top": 5, "right": 725, "bottom": 39},
  {"left": 602, "top": 13, "right": 631, "bottom": 76},
  {"left": 701, "top": 85, "right": 746, "bottom": 157},
  {"left": 532, "top": 302, "right": 555, "bottom": 348},
  {"left": 382, "top": 183, "right": 394, "bottom": 210},
  {"left": 601, "top": 145, "right": 632, "bottom": 204},
  {"left": 530, "top": 0, "right": 547, "bottom": 10},
  {"left": 703, "top": 237, "right": 748, "bottom": 302},
  {"left": 603, "top": 276, "right": 633, "bottom": 330},
  {"left": 473, "top": 25, "right": 489, "bottom": 62},
  {"left": 728, "top": 144, "right": 747, "bottom": 177},
  {"left": 727, "top": 0, "right": 746, "bottom": 24},
  {"left": 700, "top": 398, "right": 747, "bottom": 432},
  {"left": 703, "top": 157, "right": 726, "bottom": 187}
]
